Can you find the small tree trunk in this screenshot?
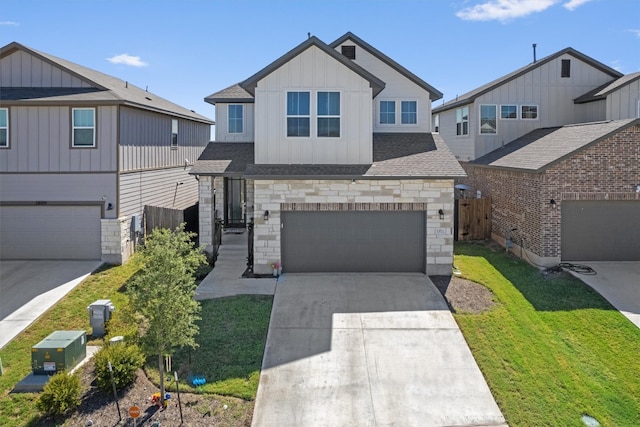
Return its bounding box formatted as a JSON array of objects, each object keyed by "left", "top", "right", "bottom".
[{"left": 158, "top": 353, "right": 165, "bottom": 408}]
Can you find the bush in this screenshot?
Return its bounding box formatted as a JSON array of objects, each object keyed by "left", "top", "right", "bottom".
[
  {"left": 94, "top": 343, "right": 144, "bottom": 392},
  {"left": 37, "top": 371, "right": 82, "bottom": 416}
]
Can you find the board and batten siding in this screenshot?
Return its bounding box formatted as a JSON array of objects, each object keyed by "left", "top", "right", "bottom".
[
  {"left": 333, "top": 41, "right": 433, "bottom": 133},
  {"left": 119, "top": 106, "right": 210, "bottom": 172},
  {"left": 0, "top": 50, "right": 93, "bottom": 88},
  {"left": 435, "top": 104, "right": 474, "bottom": 161},
  {"left": 606, "top": 79, "right": 640, "bottom": 120},
  {"left": 214, "top": 102, "right": 255, "bottom": 142},
  {"left": 119, "top": 167, "right": 199, "bottom": 218},
  {"left": 254, "top": 45, "right": 373, "bottom": 165},
  {"left": 0, "top": 106, "right": 117, "bottom": 172}
]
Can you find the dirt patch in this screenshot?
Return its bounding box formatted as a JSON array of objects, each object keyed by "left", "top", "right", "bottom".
[
  {"left": 39, "top": 358, "right": 253, "bottom": 426},
  {"left": 430, "top": 275, "right": 496, "bottom": 314}
]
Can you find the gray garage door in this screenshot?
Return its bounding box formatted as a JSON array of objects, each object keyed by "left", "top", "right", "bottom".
[
  {"left": 0, "top": 205, "right": 101, "bottom": 260},
  {"left": 562, "top": 200, "right": 640, "bottom": 261},
  {"left": 281, "top": 211, "right": 425, "bottom": 273}
]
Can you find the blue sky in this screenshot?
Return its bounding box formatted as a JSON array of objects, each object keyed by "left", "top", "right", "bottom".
[{"left": 2, "top": 0, "right": 639, "bottom": 121}]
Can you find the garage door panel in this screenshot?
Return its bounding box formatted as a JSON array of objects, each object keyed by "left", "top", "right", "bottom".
[
  {"left": 0, "top": 206, "right": 101, "bottom": 260},
  {"left": 282, "top": 211, "right": 425, "bottom": 273},
  {"left": 562, "top": 201, "right": 640, "bottom": 261}
]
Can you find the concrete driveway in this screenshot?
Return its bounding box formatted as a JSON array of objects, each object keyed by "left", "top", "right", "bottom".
[
  {"left": 252, "top": 273, "right": 506, "bottom": 427},
  {"left": 0, "top": 260, "right": 102, "bottom": 349},
  {"left": 567, "top": 261, "right": 640, "bottom": 329}
]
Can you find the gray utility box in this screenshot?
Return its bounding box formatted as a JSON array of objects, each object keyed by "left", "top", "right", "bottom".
[
  {"left": 32, "top": 331, "right": 86, "bottom": 375},
  {"left": 87, "top": 299, "right": 115, "bottom": 337}
]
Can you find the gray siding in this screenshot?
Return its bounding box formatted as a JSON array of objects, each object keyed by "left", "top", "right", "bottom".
[
  {"left": 607, "top": 79, "right": 640, "bottom": 120},
  {"left": 119, "top": 106, "right": 210, "bottom": 172},
  {"left": 0, "top": 50, "right": 92, "bottom": 88},
  {"left": 119, "top": 167, "right": 199, "bottom": 217},
  {"left": 215, "top": 102, "right": 255, "bottom": 142}
]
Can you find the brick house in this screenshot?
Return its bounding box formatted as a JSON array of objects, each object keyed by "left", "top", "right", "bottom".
[{"left": 463, "top": 119, "right": 640, "bottom": 266}]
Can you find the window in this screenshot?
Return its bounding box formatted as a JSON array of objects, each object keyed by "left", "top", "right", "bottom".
[
  {"left": 521, "top": 105, "right": 538, "bottom": 119},
  {"left": 379, "top": 101, "right": 396, "bottom": 124},
  {"left": 0, "top": 108, "right": 7, "bottom": 148},
  {"left": 456, "top": 106, "right": 469, "bottom": 136},
  {"left": 480, "top": 105, "right": 497, "bottom": 134},
  {"left": 342, "top": 45, "right": 356, "bottom": 60},
  {"left": 287, "top": 91, "right": 310, "bottom": 137},
  {"left": 434, "top": 114, "right": 439, "bottom": 132},
  {"left": 317, "top": 91, "right": 340, "bottom": 137},
  {"left": 401, "top": 101, "right": 417, "bottom": 124},
  {"left": 72, "top": 108, "right": 95, "bottom": 147},
  {"left": 500, "top": 105, "right": 517, "bottom": 119},
  {"left": 561, "top": 59, "right": 571, "bottom": 77},
  {"left": 228, "top": 105, "right": 243, "bottom": 134},
  {"left": 171, "top": 118, "right": 178, "bottom": 148}
]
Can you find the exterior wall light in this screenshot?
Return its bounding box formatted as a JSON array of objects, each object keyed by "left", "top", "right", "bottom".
[
  {"left": 264, "top": 210, "right": 270, "bottom": 221},
  {"left": 438, "top": 209, "right": 444, "bottom": 220},
  {"left": 106, "top": 203, "right": 113, "bottom": 211},
  {"left": 550, "top": 199, "right": 557, "bottom": 208},
  {"left": 636, "top": 184, "right": 640, "bottom": 193}
]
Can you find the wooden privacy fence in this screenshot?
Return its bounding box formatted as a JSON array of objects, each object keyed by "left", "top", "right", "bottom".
[
  {"left": 144, "top": 205, "right": 186, "bottom": 234},
  {"left": 455, "top": 197, "right": 492, "bottom": 241}
]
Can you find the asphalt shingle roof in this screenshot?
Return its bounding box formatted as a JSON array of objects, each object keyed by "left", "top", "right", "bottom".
[
  {"left": 471, "top": 119, "right": 639, "bottom": 172},
  {"left": 190, "top": 142, "right": 254, "bottom": 175},
  {"left": 205, "top": 83, "right": 254, "bottom": 105},
  {"left": 574, "top": 71, "right": 640, "bottom": 104}
]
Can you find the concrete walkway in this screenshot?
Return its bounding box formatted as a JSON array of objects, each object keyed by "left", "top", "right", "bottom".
[
  {"left": 195, "top": 231, "right": 276, "bottom": 299},
  {"left": 253, "top": 274, "right": 506, "bottom": 427}
]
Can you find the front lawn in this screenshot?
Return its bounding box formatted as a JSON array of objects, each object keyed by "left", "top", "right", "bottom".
[{"left": 454, "top": 242, "right": 640, "bottom": 426}]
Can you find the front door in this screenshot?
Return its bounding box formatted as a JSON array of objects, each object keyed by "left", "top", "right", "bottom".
[{"left": 224, "top": 177, "right": 246, "bottom": 228}]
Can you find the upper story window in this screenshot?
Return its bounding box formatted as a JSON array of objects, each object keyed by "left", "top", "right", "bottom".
[
  {"left": 433, "top": 114, "right": 439, "bottom": 133},
  {"left": 287, "top": 91, "right": 310, "bottom": 137},
  {"left": 0, "top": 108, "right": 8, "bottom": 148},
  {"left": 456, "top": 106, "right": 469, "bottom": 136},
  {"left": 228, "top": 105, "right": 244, "bottom": 134},
  {"left": 500, "top": 105, "right": 517, "bottom": 119},
  {"left": 171, "top": 118, "right": 178, "bottom": 148},
  {"left": 561, "top": 59, "right": 571, "bottom": 78},
  {"left": 379, "top": 101, "right": 396, "bottom": 124},
  {"left": 341, "top": 45, "right": 356, "bottom": 60},
  {"left": 72, "top": 108, "right": 95, "bottom": 147},
  {"left": 480, "top": 105, "right": 497, "bottom": 134},
  {"left": 521, "top": 105, "right": 538, "bottom": 119},
  {"left": 401, "top": 101, "right": 417, "bottom": 124},
  {"left": 317, "top": 91, "right": 340, "bottom": 137}
]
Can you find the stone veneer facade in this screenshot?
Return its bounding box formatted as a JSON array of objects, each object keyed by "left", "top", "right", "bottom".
[{"left": 101, "top": 217, "right": 135, "bottom": 264}]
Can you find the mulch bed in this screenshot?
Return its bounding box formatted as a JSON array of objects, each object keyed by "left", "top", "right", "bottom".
[{"left": 430, "top": 275, "right": 496, "bottom": 314}]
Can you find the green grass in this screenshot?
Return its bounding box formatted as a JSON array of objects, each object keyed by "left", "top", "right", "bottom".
[{"left": 453, "top": 242, "right": 640, "bottom": 426}]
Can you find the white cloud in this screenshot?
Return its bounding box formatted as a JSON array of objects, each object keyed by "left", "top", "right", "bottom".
[
  {"left": 629, "top": 29, "right": 640, "bottom": 39},
  {"left": 0, "top": 21, "right": 19, "bottom": 26},
  {"left": 456, "top": 0, "right": 558, "bottom": 22},
  {"left": 563, "top": 0, "right": 592, "bottom": 11},
  {"left": 106, "top": 53, "right": 148, "bottom": 67}
]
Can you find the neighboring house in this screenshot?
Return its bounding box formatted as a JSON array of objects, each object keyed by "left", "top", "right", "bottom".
[
  {"left": 463, "top": 119, "right": 640, "bottom": 266},
  {"left": 0, "top": 42, "right": 213, "bottom": 263},
  {"left": 432, "top": 47, "right": 624, "bottom": 161},
  {"left": 192, "top": 32, "right": 465, "bottom": 275}
]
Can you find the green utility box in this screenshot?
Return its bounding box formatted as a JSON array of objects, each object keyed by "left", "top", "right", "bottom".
[{"left": 32, "top": 331, "right": 86, "bottom": 375}]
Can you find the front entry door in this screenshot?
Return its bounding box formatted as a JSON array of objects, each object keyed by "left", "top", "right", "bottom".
[{"left": 224, "top": 177, "right": 246, "bottom": 228}]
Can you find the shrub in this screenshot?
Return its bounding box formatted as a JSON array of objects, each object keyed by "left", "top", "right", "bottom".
[
  {"left": 94, "top": 343, "right": 144, "bottom": 392},
  {"left": 37, "top": 371, "right": 82, "bottom": 416}
]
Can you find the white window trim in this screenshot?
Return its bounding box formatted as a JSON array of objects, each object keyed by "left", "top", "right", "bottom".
[
  {"left": 0, "top": 108, "right": 8, "bottom": 148},
  {"left": 317, "top": 90, "right": 341, "bottom": 138},
  {"left": 285, "top": 90, "right": 343, "bottom": 139},
  {"left": 521, "top": 104, "right": 539, "bottom": 120},
  {"left": 400, "top": 100, "right": 419, "bottom": 125},
  {"left": 171, "top": 118, "right": 178, "bottom": 148},
  {"left": 433, "top": 114, "right": 439, "bottom": 133},
  {"left": 479, "top": 104, "right": 498, "bottom": 135},
  {"left": 500, "top": 104, "right": 518, "bottom": 120},
  {"left": 378, "top": 99, "right": 419, "bottom": 126},
  {"left": 286, "top": 90, "right": 311, "bottom": 138},
  {"left": 637, "top": 100, "right": 640, "bottom": 118},
  {"left": 72, "top": 107, "right": 96, "bottom": 148},
  {"left": 228, "top": 104, "right": 244, "bottom": 134},
  {"left": 378, "top": 99, "right": 396, "bottom": 126},
  {"left": 456, "top": 106, "right": 469, "bottom": 136}
]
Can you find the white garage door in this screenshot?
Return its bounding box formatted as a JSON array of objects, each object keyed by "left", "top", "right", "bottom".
[{"left": 0, "top": 205, "right": 101, "bottom": 259}]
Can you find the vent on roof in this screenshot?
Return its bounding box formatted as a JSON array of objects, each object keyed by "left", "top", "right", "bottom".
[
  {"left": 561, "top": 59, "right": 571, "bottom": 78},
  {"left": 342, "top": 45, "right": 356, "bottom": 60},
  {"left": 145, "top": 96, "right": 152, "bottom": 101}
]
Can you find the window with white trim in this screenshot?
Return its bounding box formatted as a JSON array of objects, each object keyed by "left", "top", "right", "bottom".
[
  {"left": 521, "top": 105, "right": 538, "bottom": 119},
  {"left": 0, "top": 108, "right": 8, "bottom": 148},
  {"left": 379, "top": 100, "right": 395, "bottom": 124},
  {"left": 401, "top": 101, "right": 417, "bottom": 124},
  {"left": 500, "top": 105, "right": 517, "bottom": 119},
  {"left": 480, "top": 105, "right": 497, "bottom": 134},
  {"left": 317, "top": 91, "right": 340, "bottom": 137},
  {"left": 456, "top": 106, "right": 469, "bottom": 136},
  {"left": 72, "top": 108, "right": 95, "bottom": 147},
  {"left": 228, "top": 105, "right": 244, "bottom": 134},
  {"left": 433, "top": 114, "right": 439, "bottom": 132},
  {"left": 171, "top": 118, "right": 178, "bottom": 148},
  {"left": 287, "top": 91, "right": 310, "bottom": 137}
]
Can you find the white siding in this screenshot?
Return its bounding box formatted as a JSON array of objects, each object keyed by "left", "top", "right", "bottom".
[
  {"left": 333, "top": 41, "right": 433, "bottom": 133},
  {"left": 606, "top": 79, "right": 640, "bottom": 120},
  {"left": 437, "top": 104, "right": 475, "bottom": 161},
  {"left": 0, "top": 106, "right": 118, "bottom": 172},
  {"left": 214, "top": 103, "right": 255, "bottom": 142},
  {"left": 254, "top": 46, "right": 373, "bottom": 165},
  {"left": 0, "top": 50, "right": 92, "bottom": 88}
]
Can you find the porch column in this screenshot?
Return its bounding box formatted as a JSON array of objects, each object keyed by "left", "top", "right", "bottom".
[{"left": 199, "top": 176, "right": 215, "bottom": 255}]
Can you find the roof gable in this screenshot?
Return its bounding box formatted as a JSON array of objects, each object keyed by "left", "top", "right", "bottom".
[
  {"left": 239, "top": 36, "right": 385, "bottom": 98},
  {"left": 433, "top": 47, "right": 623, "bottom": 113},
  {"left": 329, "top": 32, "right": 443, "bottom": 101},
  {"left": 205, "top": 83, "right": 254, "bottom": 105},
  {"left": 574, "top": 71, "right": 640, "bottom": 104}
]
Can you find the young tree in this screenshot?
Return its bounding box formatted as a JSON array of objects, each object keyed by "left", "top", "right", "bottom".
[{"left": 127, "top": 225, "right": 206, "bottom": 407}]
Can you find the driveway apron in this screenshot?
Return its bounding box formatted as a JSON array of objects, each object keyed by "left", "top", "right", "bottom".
[{"left": 252, "top": 273, "right": 506, "bottom": 427}]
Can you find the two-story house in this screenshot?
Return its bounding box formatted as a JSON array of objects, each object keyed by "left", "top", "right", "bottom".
[
  {"left": 0, "top": 42, "right": 213, "bottom": 264},
  {"left": 192, "top": 32, "right": 465, "bottom": 276}
]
